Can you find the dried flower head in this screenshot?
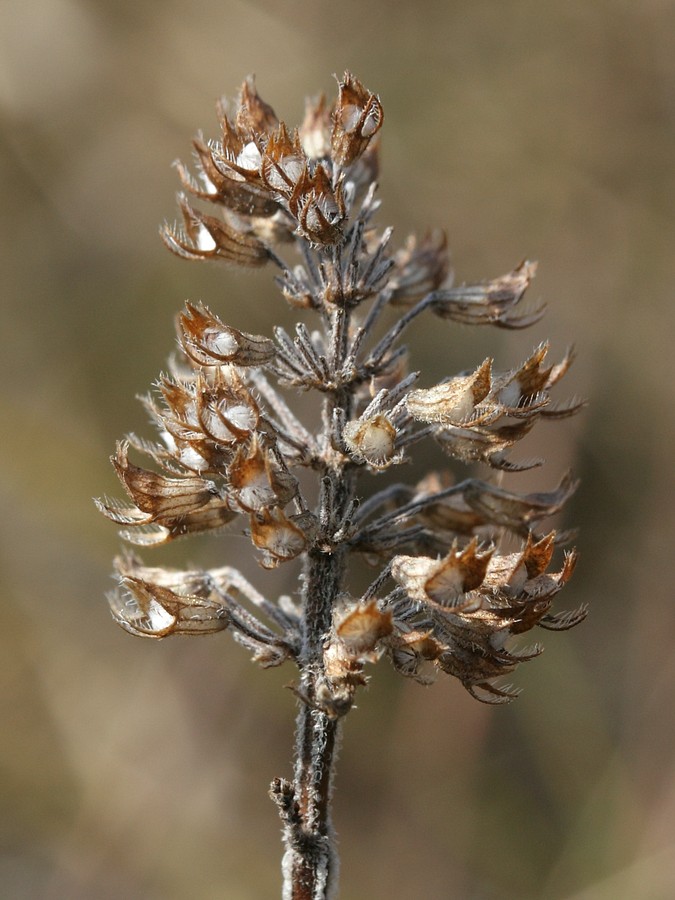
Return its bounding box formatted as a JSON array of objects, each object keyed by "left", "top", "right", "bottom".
[{"left": 98, "top": 73, "right": 585, "bottom": 899}]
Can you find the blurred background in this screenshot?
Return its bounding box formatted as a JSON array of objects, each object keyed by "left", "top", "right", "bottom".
[{"left": 2, "top": 1, "right": 674, "bottom": 897}]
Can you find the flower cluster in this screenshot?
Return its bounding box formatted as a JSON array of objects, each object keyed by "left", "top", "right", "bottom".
[
  {"left": 99, "top": 74, "right": 585, "bottom": 708},
  {"left": 164, "top": 72, "right": 382, "bottom": 258}
]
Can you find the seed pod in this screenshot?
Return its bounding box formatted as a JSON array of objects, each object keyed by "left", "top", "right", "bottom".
[
  {"left": 336, "top": 600, "right": 393, "bottom": 654},
  {"left": 392, "top": 538, "right": 493, "bottom": 606},
  {"left": 249, "top": 507, "right": 309, "bottom": 568},
  {"left": 406, "top": 359, "right": 493, "bottom": 425},
  {"left": 331, "top": 72, "right": 384, "bottom": 166},
  {"left": 344, "top": 413, "right": 397, "bottom": 468},
  {"left": 179, "top": 302, "right": 276, "bottom": 367}
]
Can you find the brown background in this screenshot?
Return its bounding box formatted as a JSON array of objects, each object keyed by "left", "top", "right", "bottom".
[{"left": 2, "top": 1, "right": 674, "bottom": 897}]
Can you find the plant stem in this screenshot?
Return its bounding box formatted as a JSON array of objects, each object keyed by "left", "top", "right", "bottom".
[
  {"left": 278, "top": 368, "right": 354, "bottom": 897},
  {"left": 273, "top": 538, "right": 348, "bottom": 899},
  {"left": 287, "top": 704, "right": 340, "bottom": 899}
]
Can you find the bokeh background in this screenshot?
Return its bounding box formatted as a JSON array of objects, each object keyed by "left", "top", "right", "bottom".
[{"left": 2, "top": 1, "right": 674, "bottom": 897}]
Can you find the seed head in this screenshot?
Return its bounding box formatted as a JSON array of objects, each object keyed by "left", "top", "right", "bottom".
[{"left": 98, "top": 74, "right": 585, "bottom": 708}]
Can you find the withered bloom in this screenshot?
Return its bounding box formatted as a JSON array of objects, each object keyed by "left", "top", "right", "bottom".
[{"left": 98, "top": 73, "right": 584, "bottom": 899}]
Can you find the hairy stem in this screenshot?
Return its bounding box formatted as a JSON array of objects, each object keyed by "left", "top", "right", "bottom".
[
  {"left": 280, "top": 521, "right": 349, "bottom": 898},
  {"left": 274, "top": 303, "right": 356, "bottom": 898}
]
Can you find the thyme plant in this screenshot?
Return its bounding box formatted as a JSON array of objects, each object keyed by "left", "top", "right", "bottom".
[{"left": 98, "top": 74, "right": 585, "bottom": 899}]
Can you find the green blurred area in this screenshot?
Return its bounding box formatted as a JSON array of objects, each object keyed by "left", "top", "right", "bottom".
[{"left": 1, "top": 1, "right": 674, "bottom": 897}]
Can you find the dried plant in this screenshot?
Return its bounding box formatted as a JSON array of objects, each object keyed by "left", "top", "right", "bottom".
[{"left": 97, "top": 74, "right": 586, "bottom": 899}]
